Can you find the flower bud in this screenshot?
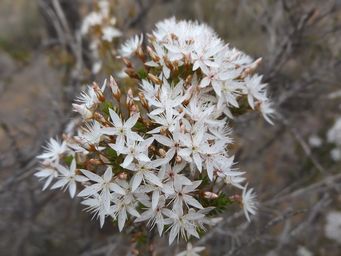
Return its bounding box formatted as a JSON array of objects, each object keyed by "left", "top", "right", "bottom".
[
  {"left": 93, "top": 112, "right": 106, "bottom": 123},
  {"left": 136, "top": 46, "right": 145, "bottom": 61},
  {"left": 124, "top": 68, "right": 139, "bottom": 79},
  {"left": 138, "top": 92, "right": 149, "bottom": 110},
  {"left": 130, "top": 104, "right": 139, "bottom": 115},
  {"left": 229, "top": 194, "right": 242, "bottom": 202},
  {"left": 122, "top": 57, "right": 133, "bottom": 68},
  {"left": 185, "top": 74, "right": 192, "bottom": 86},
  {"left": 159, "top": 148, "right": 166, "bottom": 157},
  {"left": 126, "top": 88, "right": 135, "bottom": 108},
  {"left": 175, "top": 155, "right": 182, "bottom": 163},
  {"left": 92, "top": 82, "right": 105, "bottom": 102},
  {"left": 241, "top": 57, "right": 262, "bottom": 79},
  {"left": 109, "top": 75, "right": 121, "bottom": 100},
  {"left": 89, "top": 158, "right": 102, "bottom": 165},
  {"left": 203, "top": 191, "right": 219, "bottom": 199},
  {"left": 149, "top": 145, "right": 156, "bottom": 153},
  {"left": 72, "top": 104, "right": 93, "bottom": 119},
  {"left": 118, "top": 172, "right": 128, "bottom": 180},
  {"left": 146, "top": 46, "right": 160, "bottom": 62},
  {"left": 147, "top": 73, "right": 162, "bottom": 85}
]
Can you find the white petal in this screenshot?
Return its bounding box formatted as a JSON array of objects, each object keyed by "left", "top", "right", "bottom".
[
  {"left": 152, "top": 190, "right": 160, "bottom": 210},
  {"left": 109, "top": 109, "right": 123, "bottom": 127},
  {"left": 51, "top": 178, "right": 68, "bottom": 189},
  {"left": 121, "top": 155, "right": 134, "bottom": 168},
  {"left": 200, "top": 77, "right": 210, "bottom": 88},
  {"left": 169, "top": 225, "right": 179, "bottom": 245},
  {"left": 157, "top": 221, "right": 164, "bottom": 236},
  {"left": 118, "top": 209, "right": 127, "bottom": 231},
  {"left": 99, "top": 213, "right": 105, "bottom": 228},
  {"left": 69, "top": 181, "right": 77, "bottom": 198},
  {"left": 131, "top": 173, "right": 143, "bottom": 191},
  {"left": 109, "top": 182, "right": 126, "bottom": 195},
  {"left": 78, "top": 183, "right": 102, "bottom": 197},
  {"left": 42, "top": 176, "right": 53, "bottom": 191},
  {"left": 136, "top": 153, "right": 150, "bottom": 162},
  {"left": 70, "top": 159, "right": 76, "bottom": 173},
  {"left": 183, "top": 195, "right": 203, "bottom": 209},
  {"left": 101, "top": 127, "right": 117, "bottom": 135},
  {"left": 102, "top": 188, "right": 111, "bottom": 211},
  {"left": 124, "top": 112, "right": 140, "bottom": 128},
  {"left": 103, "top": 167, "right": 113, "bottom": 182},
  {"left": 193, "top": 153, "right": 202, "bottom": 172},
  {"left": 80, "top": 169, "right": 102, "bottom": 183},
  {"left": 153, "top": 135, "right": 173, "bottom": 147},
  {"left": 75, "top": 175, "right": 89, "bottom": 183},
  {"left": 144, "top": 172, "right": 163, "bottom": 187},
  {"left": 127, "top": 131, "right": 143, "bottom": 141},
  {"left": 127, "top": 206, "right": 140, "bottom": 218}
]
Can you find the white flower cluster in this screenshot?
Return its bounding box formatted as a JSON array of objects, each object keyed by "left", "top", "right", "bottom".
[
  {"left": 81, "top": 0, "right": 121, "bottom": 73},
  {"left": 36, "top": 18, "right": 271, "bottom": 245},
  {"left": 327, "top": 117, "right": 341, "bottom": 161},
  {"left": 176, "top": 243, "right": 205, "bottom": 256}
]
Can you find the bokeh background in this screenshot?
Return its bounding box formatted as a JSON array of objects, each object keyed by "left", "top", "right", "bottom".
[{"left": 1, "top": 0, "right": 341, "bottom": 255}]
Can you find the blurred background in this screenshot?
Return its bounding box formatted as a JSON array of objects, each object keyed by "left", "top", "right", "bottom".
[{"left": 1, "top": 0, "right": 341, "bottom": 255}]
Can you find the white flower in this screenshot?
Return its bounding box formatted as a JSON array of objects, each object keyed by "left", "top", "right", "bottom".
[
  {"left": 153, "top": 129, "right": 183, "bottom": 159},
  {"left": 192, "top": 37, "right": 223, "bottom": 72},
  {"left": 81, "top": 12, "right": 102, "bottom": 35},
  {"left": 109, "top": 180, "right": 143, "bottom": 231},
  {"left": 178, "top": 124, "right": 209, "bottom": 172},
  {"left": 102, "top": 26, "right": 121, "bottom": 42},
  {"left": 81, "top": 193, "right": 109, "bottom": 227},
  {"left": 170, "top": 181, "right": 203, "bottom": 213},
  {"left": 37, "top": 138, "right": 68, "bottom": 163},
  {"left": 35, "top": 167, "right": 58, "bottom": 190},
  {"left": 79, "top": 121, "right": 104, "bottom": 146},
  {"left": 140, "top": 79, "right": 159, "bottom": 100},
  {"left": 148, "top": 108, "right": 182, "bottom": 134},
  {"left": 259, "top": 100, "right": 275, "bottom": 125},
  {"left": 330, "top": 148, "right": 341, "bottom": 161},
  {"left": 117, "top": 137, "right": 154, "bottom": 168},
  {"left": 35, "top": 17, "right": 273, "bottom": 239},
  {"left": 242, "top": 184, "right": 257, "bottom": 222},
  {"left": 324, "top": 211, "right": 341, "bottom": 243},
  {"left": 145, "top": 43, "right": 171, "bottom": 78},
  {"left": 72, "top": 103, "right": 93, "bottom": 119},
  {"left": 244, "top": 74, "right": 267, "bottom": 109},
  {"left": 184, "top": 95, "right": 216, "bottom": 124},
  {"left": 176, "top": 243, "right": 205, "bottom": 256},
  {"left": 125, "top": 161, "right": 163, "bottom": 192},
  {"left": 217, "top": 80, "right": 244, "bottom": 108},
  {"left": 119, "top": 34, "right": 143, "bottom": 57},
  {"left": 101, "top": 109, "right": 143, "bottom": 152},
  {"left": 148, "top": 79, "right": 186, "bottom": 116},
  {"left": 223, "top": 171, "right": 246, "bottom": 189},
  {"left": 203, "top": 150, "right": 233, "bottom": 181},
  {"left": 327, "top": 118, "right": 341, "bottom": 146},
  {"left": 159, "top": 162, "right": 192, "bottom": 190},
  {"left": 135, "top": 195, "right": 168, "bottom": 236},
  {"left": 308, "top": 135, "right": 322, "bottom": 148},
  {"left": 78, "top": 166, "right": 126, "bottom": 210},
  {"left": 76, "top": 86, "right": 100, "bottom": 109},
  {"left": 199, "top": 67, "right": 222, "bottom": 89},
  {"left": 163, "top": 208, "right": 204, "bottom": 244},
  {"left": 51, "top": 159, "right": 88, "bottom": 198}
]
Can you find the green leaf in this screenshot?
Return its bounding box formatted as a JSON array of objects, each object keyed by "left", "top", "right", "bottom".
[
  {"left": 64, "top": 155, "right": 74, "bottom": 166},
  {"left": 105, "top": 147, "right": 117, "bottom": 160},
  {"left": 137, "top": 69, "right": 148, "bottom": 79},
  {"left": 202, "top": 193, "right": 233, "bottom": 215},
  {"left": 101, "top": 101, "right": 114, "bottom": 116}
]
